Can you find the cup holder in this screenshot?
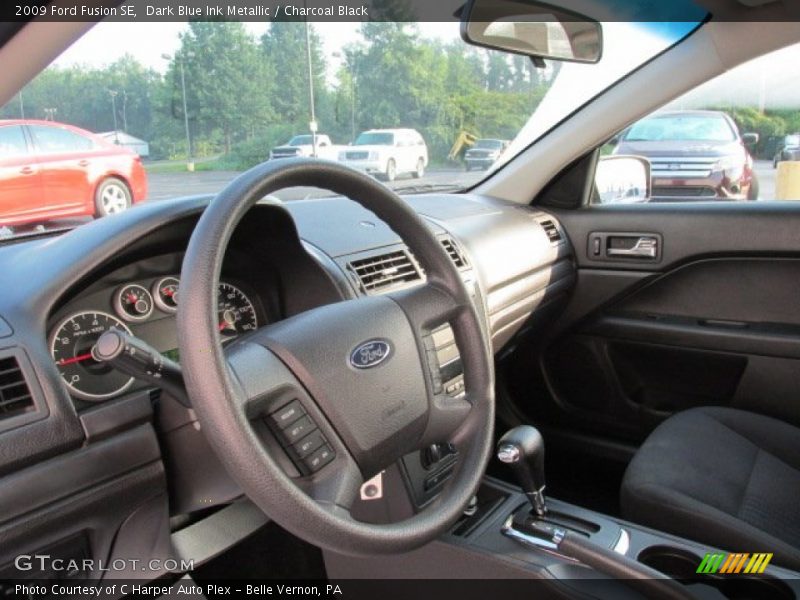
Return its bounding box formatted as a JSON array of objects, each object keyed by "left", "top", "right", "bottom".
[
  {"left": 638, "top": 545, "right": 701, "bottom": 580},
  {"left": 638, "top": 545, "right": 795, "bottom": 600}
]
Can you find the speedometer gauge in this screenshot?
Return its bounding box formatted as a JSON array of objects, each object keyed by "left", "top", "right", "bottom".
[
  {"left": 50, "top": 311, "right": 134, "bottom": 401},
  {"left": 217, "top": 282, "right": 258, "bottom": 339}
]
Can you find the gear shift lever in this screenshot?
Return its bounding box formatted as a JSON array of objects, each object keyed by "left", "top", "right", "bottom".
[
  {"left": 497, "top": 429, "right": 693, "bottom": 599},
  {"left": 497, "top": 425, "right": 547, "bottom": 517}
]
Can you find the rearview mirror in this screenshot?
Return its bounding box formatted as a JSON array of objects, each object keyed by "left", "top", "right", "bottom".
[
  {"left": 595, "top": 155, "right": 651, "bottom": 204},
  {"left": 461, "top": 0, "right": 602, "bottom": 63}
]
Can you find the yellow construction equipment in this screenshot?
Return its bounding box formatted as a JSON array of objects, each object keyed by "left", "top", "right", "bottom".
[
  {"left": 448, "top": 131, "right": 478, "bottom": 161},
  {"left": 776, "top": 161, "right": 800, "bottom": 200}
]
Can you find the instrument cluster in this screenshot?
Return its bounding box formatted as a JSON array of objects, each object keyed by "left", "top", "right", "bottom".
[{"left": 49, "top": 276, "right": 260, "bottom": 401}]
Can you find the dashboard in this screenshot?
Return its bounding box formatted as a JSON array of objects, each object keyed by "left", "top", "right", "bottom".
[{"left": 0, "top": 191, "right": 575, "bottom": 580}]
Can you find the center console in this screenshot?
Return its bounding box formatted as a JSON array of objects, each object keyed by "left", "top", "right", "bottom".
[{"left": 330, "top": 425, "right": 800, "bottom": 600}]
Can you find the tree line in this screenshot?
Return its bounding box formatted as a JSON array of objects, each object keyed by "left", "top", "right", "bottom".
[
  {"left": 0, "top": 21, "right": 552, "bottom": 168},
  {"left": 725, "top": 107, "right": 800, "bottom": 159}
]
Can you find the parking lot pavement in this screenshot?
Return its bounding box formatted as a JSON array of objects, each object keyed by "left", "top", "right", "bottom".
[
  {"left": 0, "top": 166, "right": 481, "bottom": 238},
  {"left": 1, "top": 161, "right": 785, "bottom": 239},
  {"left": 753, "top": 160, "right": 775, "bottom": 200},
  {"left": 146, "top": 166, "right": 479, "bottom": 202},
  {"left": 146, "top": 161, "right": 778, "bottom": 202}
]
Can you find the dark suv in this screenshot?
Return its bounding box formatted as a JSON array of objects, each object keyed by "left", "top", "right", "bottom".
[
  {"left": 774, "top": 133, "right": 800, "bottom": 168},
  {"left": 615, "top": 110, "right": 759, "bottom": 200}
]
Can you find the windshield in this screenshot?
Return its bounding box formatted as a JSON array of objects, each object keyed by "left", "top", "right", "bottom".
[
  {"left": 0, "top": 15, "right": 698, "bottom": 239},
  {"left": 354, "top": 132, "right": 394, "bottom": 146},
  {"left": 624, "top": 114, "right": 737, "bottom": 142},
  {"left": 786, "top": 134, "right": 800, "bottom": 147}
]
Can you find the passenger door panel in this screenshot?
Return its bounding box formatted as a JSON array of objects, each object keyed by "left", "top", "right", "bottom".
[{"left": 527, "top": 204, "right": 800, "bottom": 443}]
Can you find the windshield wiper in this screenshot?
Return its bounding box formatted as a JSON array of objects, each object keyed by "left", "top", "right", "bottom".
[{"left": 391, "top": 183, "right": 464, "bottom": 195}]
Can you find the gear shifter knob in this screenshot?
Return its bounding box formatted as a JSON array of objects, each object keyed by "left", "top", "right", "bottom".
[{"left": 497, "top": 425, "right": 547, "bottom": 516}]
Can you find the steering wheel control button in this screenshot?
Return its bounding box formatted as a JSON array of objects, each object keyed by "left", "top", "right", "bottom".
[
  {"left": 304, "top": 445, "right": 335, "bottom": 472},
  {"left": 292, "top": 430, "right": 325, "bottom": 459},
  {"left": 422, "top": 334, "right": 444, "bottom": 394},
  {"left": 282, "top": 415, "right": 315, "bottom": 445},
  {"left": 269, "top": 400, "right": 305, "bottom": 429}
]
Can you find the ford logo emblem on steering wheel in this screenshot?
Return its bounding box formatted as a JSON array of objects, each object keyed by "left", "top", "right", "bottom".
[{"left": 350, "top": 340, "right": 392, "bottom": 369}]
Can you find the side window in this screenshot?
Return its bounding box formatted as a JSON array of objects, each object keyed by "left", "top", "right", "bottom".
[
  {"left": 0, "top": 126, "right": 29, "bottom": 158},
  {"left": 594, "top": 42, "right": 800, "bottom": 204},
  {"left": 30, "top": 125, "right": 96, "bottom": 154}
]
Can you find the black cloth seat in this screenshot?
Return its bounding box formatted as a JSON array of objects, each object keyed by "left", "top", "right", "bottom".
[{"left": 621, "top": 406, "right": 800, "bottom": 572}]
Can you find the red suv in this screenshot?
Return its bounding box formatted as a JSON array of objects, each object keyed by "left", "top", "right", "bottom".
[
  {"left": 0, "top": 119, "right": 147, "bottom": 228},
  {"left": 614, "top": 110, "right": 759, "bottom": 200}
]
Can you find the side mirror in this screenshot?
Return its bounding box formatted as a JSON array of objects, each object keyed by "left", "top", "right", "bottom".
[
  {"left": 742, "top": 133, "right": 759, "bottom": 148},
  {"left": 461, "top": 0, "right": 602, "bottom": 63},
  {"left": 595, "top": 155, "right": 651, "bottom": 205}
]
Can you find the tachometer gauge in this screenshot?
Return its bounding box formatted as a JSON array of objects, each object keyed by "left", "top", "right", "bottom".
[
  {"left": 50, "top": 311, "right": 134, "bottom": 401},
  {"left": 217, "top": 282, "right": 258, "bottom": 339},
  {"left": 153, "top": 276, "right": 179, "bottom": 313},
  {"left": 114, "top": 284, "right": 154, "bottom": 322}
]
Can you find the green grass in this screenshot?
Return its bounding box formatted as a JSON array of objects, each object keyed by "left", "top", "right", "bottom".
[{"left": 144, "top": 156, "right": 226, "bottom": 174}]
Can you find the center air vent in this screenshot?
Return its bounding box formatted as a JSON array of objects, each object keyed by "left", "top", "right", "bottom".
[
  {"left": 441, "top": 238, "right": 467, "bottom": 268},
  {"left": 0, "top": 355, "right": 34, "bottom": 421},
  {"left": 349, "top": 250, "right": 421, "bottom": 294},
  {"left": 539, "top": 219, "right": 563, "bottom": 245}
]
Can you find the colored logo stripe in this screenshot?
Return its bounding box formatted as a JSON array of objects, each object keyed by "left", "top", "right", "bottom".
[
  {"left": 697, "top": 552, "right": 772, "bottom": 574},
  {"left": 697, "top": 553, "right": 725, "bottom": 574},
  {"left": 744, "top": 553, "right": 772, "bottom": 574}
]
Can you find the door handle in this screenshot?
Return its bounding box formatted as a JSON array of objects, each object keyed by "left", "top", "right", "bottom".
[
  {"left": 20, "top": 166, "right": 34, "bottom": 175},
  {"left": 606, "top": 236, "right": 659, "bottom": 259},
  {"left": 78, "top": 159, "right": 90, "bottom": 167}
]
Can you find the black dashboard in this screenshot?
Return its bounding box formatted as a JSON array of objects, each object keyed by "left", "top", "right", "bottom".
[{"left": 0, "top": 190, "right": 575, "bottom": 580}]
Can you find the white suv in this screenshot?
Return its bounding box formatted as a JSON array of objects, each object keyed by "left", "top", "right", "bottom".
[{"left": 338, "top": 128, "right": 428, "bottom": 181}]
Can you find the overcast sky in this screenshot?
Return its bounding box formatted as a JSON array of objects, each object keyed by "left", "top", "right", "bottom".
[
  {"left": 52, "top": 21, "right": 800, "bottom": 111},
  {"left": 52, "top": 21, "right": 461, "bottom": 77},
  {"left": 667, "top": 43, "right": 800, "bottom": 110}
]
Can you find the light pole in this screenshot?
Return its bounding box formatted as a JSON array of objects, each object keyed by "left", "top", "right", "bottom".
[
  {"left": 18, "top": 92, "right": 24, "bottom": 119},
  {"left": 332, "top": 51, "right": 356, "bottom": 143},
  {"left": 304, "top": 18, "right": 318, "bottom": 157},
  {"left": 108, "top": 90, "right": 119, "bottom": 143},
  {"left": 349, "top": 64, "right": 356, "bottom": 143},
  {"left": 121, "top": 90, "right": 128, "bottom": 132},
  {"left": 163, "top": 52, "right": 194, "bottom": 171}
]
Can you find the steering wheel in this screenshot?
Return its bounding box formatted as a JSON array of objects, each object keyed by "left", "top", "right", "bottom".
[{"left": 177, "top": 159, "right": 494, "bottom": 555}]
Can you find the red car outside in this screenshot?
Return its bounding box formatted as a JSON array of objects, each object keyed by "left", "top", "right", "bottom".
[{"left": 0, "top": 119, "right": 147, "bottom": 228}]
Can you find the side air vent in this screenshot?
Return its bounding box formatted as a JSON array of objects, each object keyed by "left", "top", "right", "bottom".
[
  {"left": 539, "top": 219, "right": 563, "bottom": 245},
  {"left": 441, "top": 238, "right": 467, "bottom": 268},
  {"left": 349, "top": 250, "right": 422, "bottom": 293},
  {"left": 0, "top": 355, "right": 34, "bottom": 421}
]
